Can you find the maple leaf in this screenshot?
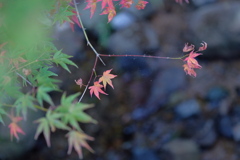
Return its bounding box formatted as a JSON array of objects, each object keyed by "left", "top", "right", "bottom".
[
  {"left": 75, "top": 78, "right": 83, "bottom": 88},
  {"left": 100, "top": 6, "right": 116, "bottom": 23},
  {"left": 69, "top": 11, "right": 81, "bottom": 32},
  {"left": 182, "top": 42, "right": 207, "bottom": 77},
  {"left": 135, "top": 0, "right": 148, "bottom": 10},
  {"left": 66, "top": 130, "right": 94, "bottom": 159},
  {"left": 101, "top": 0, "right": 114, "bottom": 9},
  {"left": 99, "top": 69, "right": 117, "bottom": 89},
  {"left": 198, "top": 41, "right": 207, "bottom": 51},
  {"left": 184, "top": 51, "right": 202, "bottom": 69},
  {"left": 84, "top": 0, "right": 100, "bottom": 18},
  {"left": 89, "top": 81, "right": 108, "bottom": 100},
  {"left": 8, "top": 115, "right": 25, "bottom": 141},
  {"left": 119, "top": 0, "right": 133, "bottom": 8},
  {"left": 183, "top": 63, "right": 197, "bottom": 77},
  {"left": 183, "top": 43, "right": 194, "bottom": 52}
]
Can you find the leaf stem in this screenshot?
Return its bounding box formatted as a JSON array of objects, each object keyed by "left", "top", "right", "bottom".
[{"left": 73, "top": 0, "right": 106, "bottom": 66}]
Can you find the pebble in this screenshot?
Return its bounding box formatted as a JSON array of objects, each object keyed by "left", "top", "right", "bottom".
[{"left": 175, "top": 99, "right": 201, "bottom": 118}]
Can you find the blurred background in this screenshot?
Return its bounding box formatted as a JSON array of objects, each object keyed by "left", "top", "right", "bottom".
[{"left": 2, "top": 0, "right": 240, "bottom": 159}]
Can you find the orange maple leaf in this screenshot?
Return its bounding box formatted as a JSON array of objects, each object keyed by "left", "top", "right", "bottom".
[
  {"left": 8, "top": 115, "right": 25, "bottom": 141},
  {"left": 100, "top": 6, "right": 116, "bottom": 23},
  {"left": 99, "top": 69, "right": 117, "bottom": 89},
  {"left": 89, "top": 81, "right": 108, "bottom": 100},
  {"left": 119, "top": 0, "right": 133, "bottom": 8},
  {"left": 183, "top": 63, "right": 197, "bottom": 77},
  {"left": 135, "top": 0, "right": 148, "bottom": 10}
]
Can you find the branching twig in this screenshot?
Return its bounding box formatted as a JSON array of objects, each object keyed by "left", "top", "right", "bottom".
[
  {"left": 78, "top": 56, "right": 98, "bottom": 102},
  {"left": 73, "top": 0, "right": 106, "bottom": 66},
  {"left": 99, "top": 54, "right": 188, "bottom": 60}
]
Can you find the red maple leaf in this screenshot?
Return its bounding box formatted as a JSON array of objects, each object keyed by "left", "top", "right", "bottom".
[
  {"left": 100, "top": 6, "right": 116, "bottom": 23},
  {"left": 198, "top": 41, "right": 207, "bottom": 51},
  {"left": 75, "top": 78, "right": 83, "bottom": 88},
  {"left": 183, "top": 43, "right": 194, "bottom": 52},
  {"left": 89, "top": 81, "right": 108, "bottom": 100},
  {"left": 182, "top": 42, "right": 207, "bottom": 77},
  {"left": 119, "top": 0, "right": 133, "bottom": 8},
  {"left": 84, "top": 0, "right": 100, "bottom": 18},
  {"left": 184, "top": 51, "right": 202, "bottom": 69},
  {"left": 8, "top": 115, "right": 25, "bottom": 141},
  {"left": 69, "top": 11, "right": 81, "bottom": 32},
  {"left": 101, "top": 0, "right": 114, "bottom": 9},
  {"left": 99, "top": 69, "right": 117, "bottom": 89},
  {"left": 135, "top": 0, "right": 148, "bottom": 10}
]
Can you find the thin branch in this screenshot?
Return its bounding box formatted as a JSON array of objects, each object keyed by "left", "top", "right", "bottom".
[
  {"left": 33, "top": 104, "right": 48, "bottom": 112},
  {"left": 16, "top": 72, "right": 32, "bottom": 86},
  {"left": 73, "top": 0, "right": 106, "bottom": 66},
  {"left": 2, "top": 103, "right": 48, "bottom": 112},
  {"left": 99, "top": 54, "right": 188, "bottom": 60},
  {"left": 78, "top": 56, "right": 98, "bottom": 102}
]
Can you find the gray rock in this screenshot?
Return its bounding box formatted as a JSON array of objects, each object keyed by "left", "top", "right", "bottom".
[
  {"left": 146, "top": 67, "right": 186, "bottom": 107},
  {"left": 189, "top": 2, "right": 240, "bottom": 59},
  {"left": 194, "top": 120, "right": 217, "bottom": 147},
  {"left": 175, "top": 99, "right": 201, "bottom": 118},
  {"left": 163, "top": 139, "right": 200, "bottom": 160},
  {"left": 206, "top": 86, "right": 229, "bottom": 108},
  {"left": 107, "top": 21, "right": 159, "bottom": 54},
  {"left": 192, "top": 0, "right": 217, "bottom": 7},
  {"left": 217, "top": 115, "right": 233, "bottom": 138},
  {"left": 233, "top": 123, "right": 240, "bottom": 141},
  {"left": 111, "top": 12, "right": 136, "bottom": 30},
  {"left": 132, "top": 148, "right": 159, "bottom": 160}
]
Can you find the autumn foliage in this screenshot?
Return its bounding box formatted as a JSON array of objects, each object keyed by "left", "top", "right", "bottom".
[
  {"left": 182, "top": 42, "right": 207, "bottom": 77},
  {"left": 84, "top": 0, "right": 148, "bottom": 22}
]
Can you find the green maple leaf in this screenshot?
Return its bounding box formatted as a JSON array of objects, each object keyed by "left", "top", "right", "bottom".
[
  {"left": 14, "top": 93, "right": 36, "bottom": 119},
  {"left": 36, "top": 86, "right": 54, "bottom": 106},
  {"left": 56, "top": 93, "right": 96, "bottom": 131},
  {"left": 66, "top": 130, "right": 94, "bottom": 159},
  {"left": 34, "top": 110, "right": 70, "bottom": 147},
  {"left": 52, "top": 50, "right": 78, "bottom": 73}
]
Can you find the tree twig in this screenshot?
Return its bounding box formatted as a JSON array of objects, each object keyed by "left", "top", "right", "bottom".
[
  {"left": 78, "top": 56, "right": 98, "bottom": 102},
  {"left": 16, "top": 72, "right": 32, "bottom": 86},
  {"left": 99, "top": 53, "right": 188, "bottom": 60},
  {"left": 73, "top": 0, "right": 106, "bottom": 66}
]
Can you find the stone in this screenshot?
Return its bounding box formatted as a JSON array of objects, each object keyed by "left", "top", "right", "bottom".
[
  {"left": 189, "top": 2, "right": 240, "bottom": 59},
  {"left": 163, "top": 139, "right": 200, "bottom": 160},
  {"left": 175, "top": 99, "right": 201, "bottom": 118}
]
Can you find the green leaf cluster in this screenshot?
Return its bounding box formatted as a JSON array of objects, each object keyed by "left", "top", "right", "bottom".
[{"left": 35, "top": 93, "right": 96, "bottom": 147}]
